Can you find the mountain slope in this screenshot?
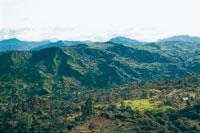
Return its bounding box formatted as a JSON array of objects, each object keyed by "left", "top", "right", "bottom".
[
  {"left": 131, "top": 41, "right": 200, "bottom": 71},
  {"left": 107, "top": 44, "right": 170, "bottom": 63}
]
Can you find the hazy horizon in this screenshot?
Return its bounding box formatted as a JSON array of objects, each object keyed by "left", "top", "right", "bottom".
[{"left": 1, "top": 34, "right": 200, "bottom": 43}]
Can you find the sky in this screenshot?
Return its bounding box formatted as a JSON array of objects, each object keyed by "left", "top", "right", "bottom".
[{"left": 0, "top": 0, "right": 200, "bottom": 42}]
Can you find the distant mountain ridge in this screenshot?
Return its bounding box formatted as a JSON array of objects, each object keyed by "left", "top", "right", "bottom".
[
  {"left": 33, "top": 37, "right": 146, "bottom": 51},
  {"left": 0, "top": 37, "right": 146, "bottom": 51},
  {"left": 1, "top": 35, "right": 200, "bottom": 52},
  {"left": 0, "top": 38, "right": 50, "bottom": 51},
  {"left": 109, "top": 36, "right": 145, "bottom": 45},
  {"left": 32, "top": 40, "right": 101, "bottom": 51},
  {"left": 157, "top": 35, "right": 200, "bottom": 43}
]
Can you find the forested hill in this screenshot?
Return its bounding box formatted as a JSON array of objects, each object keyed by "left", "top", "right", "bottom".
[{"left": 0, "top": 41, "right": 200, "bottom": 102}]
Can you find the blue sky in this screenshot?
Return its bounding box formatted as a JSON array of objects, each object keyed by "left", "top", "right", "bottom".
[{"left": 0, "top": 0, "right": 200, "bottom": 41}]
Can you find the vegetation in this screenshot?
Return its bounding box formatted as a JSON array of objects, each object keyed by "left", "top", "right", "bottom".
[
  {"left": 0, "top": 40, "right": 200, "bottom": 132},
  {"left": 0, "top": 75, "right": 200, "bottom": 132},
  {"left": 0, "top": 41, "right": 200, "bottom": 102}
]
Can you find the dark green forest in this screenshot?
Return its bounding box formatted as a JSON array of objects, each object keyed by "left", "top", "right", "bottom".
[{"left": 1, "top": 75, "right": 200, "bottom": 132}]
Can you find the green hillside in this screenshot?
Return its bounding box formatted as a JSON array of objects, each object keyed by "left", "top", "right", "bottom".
[{"left": 0, "top": 42, "right": 200, "bottom": 102}]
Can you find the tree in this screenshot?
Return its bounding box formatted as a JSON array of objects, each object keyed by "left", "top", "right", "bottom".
[
  {"left": 88, "top": 123, "right": 96, "bottom": 131},
  {"left": 186, "top": 100, "right": 192, "bottom": 108},
  {"left": 16, "top": 112, "right": 33, "bottom": 132},
  {"left": 120, "top": 101, "right": 126, "bottom": 112},
  {"left": 81, "top": 97, "right": 93, "bottom": 119}
]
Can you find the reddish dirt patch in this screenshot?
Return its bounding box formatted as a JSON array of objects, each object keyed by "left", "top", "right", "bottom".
[{"left": 73, "top": 116, "right": 115, "bottom": 132}]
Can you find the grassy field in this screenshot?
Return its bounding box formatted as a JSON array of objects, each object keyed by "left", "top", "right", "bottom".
[{"left": 116, "top": 99, "right": 174, "bottom": 113}]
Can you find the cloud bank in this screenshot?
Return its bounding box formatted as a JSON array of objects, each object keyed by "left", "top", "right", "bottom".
[
  {"left": 0, "top": 26, "right": 162, "bottom": 42},
  {"left": 1, "top": 0, "right": 200, "bottom": 42}
]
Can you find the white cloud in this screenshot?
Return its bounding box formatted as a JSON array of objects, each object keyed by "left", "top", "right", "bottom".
[{"left": 0, "top": 0, "right": 200, "bottom": 41}]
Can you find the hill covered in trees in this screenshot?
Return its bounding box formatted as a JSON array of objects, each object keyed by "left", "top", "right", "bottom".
[{"left": 0, "top": 41, "right": 200, "bottom": 102}]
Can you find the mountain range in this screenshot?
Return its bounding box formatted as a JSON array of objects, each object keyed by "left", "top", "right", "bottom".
[
  {"left": 1, "top": 35, "right": 200, "bottom": 132},
  {"left": 32, "top": 40, "right": 101, "bottom": 51},
  {"left": 0, "top": 39, "right": 200, "bottom": 102},
  {"left": 1, "top": 35, "right": 200, "bottom": 51}
]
